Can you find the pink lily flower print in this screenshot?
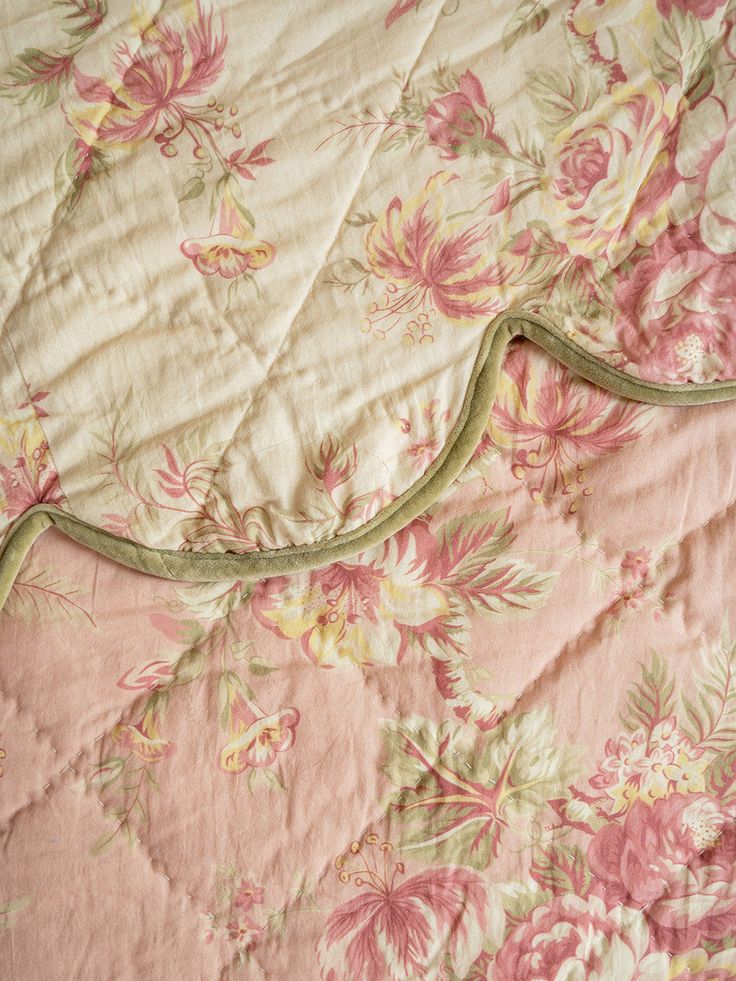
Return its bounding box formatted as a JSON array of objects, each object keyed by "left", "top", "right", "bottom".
[
  {"left": 0, "top": 413, "right": 64, "bottom": 520},
  {"left": 0, "top": 440, "right": 63, "bottom": 519},
  {"left": 318, "top": 834, "right": 491, "bottom": 980},
  {"left": 53, "top": 0, "right": 276, "bottom": 295},
  {"left": 491, "top": 345, "right": 646, "bottom": 511},
  {"left": 363, "top": 171, "right": 507, "bottom": 340},
  {"left": 65, "top": 1, "right": 226, "bottom": 149}
]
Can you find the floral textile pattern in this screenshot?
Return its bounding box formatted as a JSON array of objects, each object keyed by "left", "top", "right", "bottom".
[
  {"left": 0, "top": 391, "right": 64, "bottom": 528},
  {"left": 323, "top": 3, "right": 736, "bottom": 382},
  {"left": 252, "top": 506, "right": 554, "bottom": 727},
  {"left": 204, "top": 865, "right": 273, "bottom": 968},
  {"left": 367, "top": 621, "right": 736, "bottom": 974},
  {"left": 218, "top": 670, "right": 300, "bottom": 788},
  {"left": 489, "top": 342, "right": 647, "bottom": 511},
  {"left": 98, "top": 423, "right": 394, "bottom": 552},
  {"left": 317, "top": 834, "right": 494, "bottom": 980},
  {"left": 2, "top": 1, "right": 276, "bottom": 298},
  {"left": 360, "top": 171, "right": 508, "bottom": 341},
  {"left": 88, "top": 578, "right": 302, "bottom": 850}
]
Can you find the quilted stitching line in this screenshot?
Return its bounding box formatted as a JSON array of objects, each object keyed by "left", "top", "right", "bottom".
[
  {"left": 0, "top": 0, "right": 171, "bottom": 339},
  {"left": 511, "top": 493, "right": 736, "bottom": 714},
  {"left": 2, "top": 329, "right": 71, "bottom": 522},
  {"left": 194, "top": 0, "right": 452, "bottom": 526},
  {"left": 0, "top": 758, "right": 218, "bottom": 974}
]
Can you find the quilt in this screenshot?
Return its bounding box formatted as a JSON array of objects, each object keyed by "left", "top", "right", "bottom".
[{"left": 2, "top": 0, "right": 736, "bottom": 978}]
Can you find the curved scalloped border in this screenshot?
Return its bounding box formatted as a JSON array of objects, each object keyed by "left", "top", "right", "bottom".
[{"left": 2, "top": 309, "right": 736, "bottom": 608}]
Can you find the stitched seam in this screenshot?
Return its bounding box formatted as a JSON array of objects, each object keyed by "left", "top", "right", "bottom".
[
  {"left": 196, "top": 0, "right": 451, "bottom": 525},
  {"left": 3, "top": 310, "right": 736, "bottom": 597},
  {"left": 512, "top": 493, "right": 736, "bottom": 712},
  {"left": 0, "top": 0, "right": 172, "bottom": 342}
]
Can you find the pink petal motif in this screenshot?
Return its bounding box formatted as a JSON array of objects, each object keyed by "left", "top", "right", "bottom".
[
  {"left": 113, "top": 704, "right": 176, "bottom": 763},
  {"left": 180, "top": 235, "right": 275, "bottom": 278},
  {"left": 149, "top": 612, "right": 188, "bottom": 644},
  {"left": 432, "top": 657, "right": 510, "bottom": 731},
  {"left": 384, "top": 0, "right": 418, "bottom": 29},
  {"left": 365, "top": 172, "right": 504, "bottom": 330},
  {"left": 492, "top": 353, "right": 645, "bottom": 505},
  {"left": 73, "top": 66, "right": 127, "bottom": 108},
  {"left": 233, "top": 880, "right": 264, "bottom": 913},
  {"left": 65, "top": 0, "right": 227, "bottom": 147},
  {"left": 487, "top": 178, "right": 510, "bottom": 216},
  {"left": 117, "top": 660, "right": 175, "bottom": 691},
  {"left": 318, "top": 861, "right": 488, "bottom": 980},
  {"left": 219, "top": 678, "right": 300, "bottom": 774},
  {"left": 613, "top": 218, "right": 736, "bottom": 383},
  {"left": 0, "top": 435, "right": 64, "bottom": 519},
  {"left": 492, "top": 892, "right": 657, "bottom": 980},
  {"left": 588, "top": 793, "right": 736, "bottom": 952},
  {"left": 656, "top": 0, "right": 727, "bottom": 16},
  {"left": 458, "top": 69, "right": 487, "bottom": 106}
]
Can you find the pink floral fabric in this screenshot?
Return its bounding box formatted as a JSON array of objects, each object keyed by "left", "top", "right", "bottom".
[
  {"left": 2, "top": 342, "right": 736, "bottom": 977},
  {"left": 1, "top": 0, "right": 736, "bottom": 563}
]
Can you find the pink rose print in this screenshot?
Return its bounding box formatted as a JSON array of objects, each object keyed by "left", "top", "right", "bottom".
[
  {"left": 318, "top": 835, "right": 490, "bottom": 980},
  {"left": 613, "top": 218, "right": 736, "bottom": 382},
  {"left": 549, "top": 81, "right": 677, "bottom": 263},
  {"left": 424, "top": 70, "right": 505, "bottom": 160},
  {"left": 554, "top": 135, "right": 610, "bottom": 208},
  {"left": 671, "top": 68, "right": 736, "bottom": 255},
  {"left": 588, "top": 793, "right": 736, "bottom": 952},
  {"left": 180, "top": 185, "right": 275, "bottom": 279},
  {"left": 492, "top": 892, "right": 666, "bottom": 980}
]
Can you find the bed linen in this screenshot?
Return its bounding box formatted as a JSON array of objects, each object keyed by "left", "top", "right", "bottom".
[{"left": 3, "top": 0, "right": 736, "bottom": 978}]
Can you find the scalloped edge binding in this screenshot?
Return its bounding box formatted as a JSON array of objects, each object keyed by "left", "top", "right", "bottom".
[{"left": 2, "top": 309, "right": 736, "bottom": 609}]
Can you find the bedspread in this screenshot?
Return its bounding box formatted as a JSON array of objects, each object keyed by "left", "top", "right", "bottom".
[{"left": 2, "top": 1, "right": 736, "bottom": 978}]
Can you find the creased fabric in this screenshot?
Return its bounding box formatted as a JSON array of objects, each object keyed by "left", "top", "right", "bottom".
[
  {"left": 3, "top": 342, "right": 736, "bottom": 978},
  {"left": 2, "top": 1, "right": 736, "bottom": 978}
]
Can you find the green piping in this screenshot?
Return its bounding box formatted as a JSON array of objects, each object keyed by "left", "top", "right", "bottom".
[{"left": 2, "top": 310, "right": 736, "bottom": 609}]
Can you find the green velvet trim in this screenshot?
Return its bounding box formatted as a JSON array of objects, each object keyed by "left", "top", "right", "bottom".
[{"left": 2, "top": 311, "right": 735, "bottom": 609}]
